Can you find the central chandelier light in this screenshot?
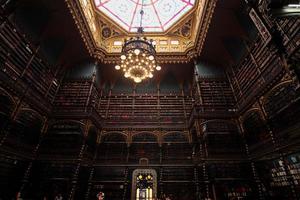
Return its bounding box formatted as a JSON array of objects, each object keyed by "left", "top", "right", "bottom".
[{"left": 114, "top": 0, "right": 161, "bottom": 83}]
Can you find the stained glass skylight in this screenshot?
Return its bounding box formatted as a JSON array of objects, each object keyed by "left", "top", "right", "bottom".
[{"left": 94, "top": 0, "right": 195, "bottom": 32}]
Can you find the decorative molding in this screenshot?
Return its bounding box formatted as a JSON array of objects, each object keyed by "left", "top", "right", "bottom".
[
  {"left": 65, "top": 0, "right": 217, "bottom": 63},
  {"left": 249, "top": 8, "right": 272, "bottom": 43}
]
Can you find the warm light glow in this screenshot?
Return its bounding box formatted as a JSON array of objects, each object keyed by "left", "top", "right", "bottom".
[
  {"left": 156, "top": 66, "right": 161, "bottom": 71},
  {"left": 134, "top": 77, "right": 142, "bottom": 83},
  {"left": 136, "top": 188, "right": 140, "bottom": 200},
  {"left": 114, "top": 41, "right": 123, "bottom": 46},
  {"left": 149, "top": 55, "right": 154, "bottom": 61},
  {"left": 171, "top": 40, "right": 179, "bottom": 45},
  {"left": 115, "top": 39, "right": 161, "bottom": 83},
  {"left": 149, "top": 188, "right": 152, "bottom": 199},
  {"left": 82, "top": 0, "right": 88, "bottom": 6},
  {"left": 121, "top": 55, "right": 126, "bottom": 60},
  {"left": 146, "top": 189, "right": 149, "bottom": 199},
  {"left": 134, "top": 49, "right": 141, "bottom": 55},
  {"left": 113, "top": 1, "right": 162, "bottom": 83}
]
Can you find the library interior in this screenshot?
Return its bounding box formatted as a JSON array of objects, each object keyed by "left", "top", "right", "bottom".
[{"left": 0, "top": 0, "right": 300, "bottom": 199}]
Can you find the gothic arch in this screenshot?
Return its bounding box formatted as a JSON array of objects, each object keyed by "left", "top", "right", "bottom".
[
  {"left": 263, "top": 80, "right": 293, "bottom": 103},
  {"left": 162, "top": 131, "right": 189, "bottom": 143},
  {"left": 132, "top": 131, "right": 158, "bottom": 143}
]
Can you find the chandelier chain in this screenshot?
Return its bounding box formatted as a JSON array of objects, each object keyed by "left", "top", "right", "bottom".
[{"left": 114, "top": 0, "right": 161, "bottom": 83}]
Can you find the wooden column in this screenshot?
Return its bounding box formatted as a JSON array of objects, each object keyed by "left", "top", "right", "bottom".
[
  {"left": 122, "top": 167, "right": 129, "bottom": 200},
  {"left": 132, "top": 84, "right": 136, "bottom": 118},
  {"left": 158, "top": 167, "right": 163, "bottom": 198},
  {"left": 237, "top": 119, "right": 265, "bottom": 200},
  {"left": 105, "top": 88, "right": 112, "bottom": 118},
  {"left": 157, "top": 86, "right": 160, "bottom": 126},
  {"left": 19, "top": 119, "right": 48, "bottom": 195},
  {"left": 181, "top": 87, "right": 188, "bottom": 128},
  {"left": 68, "top": 121, "right": 91, "bottom": 200},
  {"left": 85, "top": 135, "right": 100, "bottom": 200},
  {"left": 193, "top": 59, "right": 203, "bottom": 106},
  {"left": 194, "top": 166, "right": 200, "bottom": 200},
  {"left": 85, "top": 69, "right": 97, "bottom": 113},
  {"left": 21, "top": 46, "right": 41, "bottom": 77}
]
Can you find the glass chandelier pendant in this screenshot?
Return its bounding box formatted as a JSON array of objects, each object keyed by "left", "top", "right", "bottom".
[{"left": 115, "top": 0, "right": 161, "bottom": 83}]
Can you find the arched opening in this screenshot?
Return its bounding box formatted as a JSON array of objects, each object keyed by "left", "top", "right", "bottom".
[
  {"left": 7, "top": 109, "right": 43, "bottom": 153},
  {"left": 243, "top": 111, "right": 269, "bottom": 149},
  {"left": 97, "top": 132, "right": 127, "bottom": 164}
]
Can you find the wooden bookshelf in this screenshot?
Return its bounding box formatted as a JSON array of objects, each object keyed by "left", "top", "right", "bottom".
[
  {"left": 227, "top": 36, "right": 286, "bottom": 109},
  {"left": 270, "top": 154, "right": 300, "bottom": 188},
  {"left": 276, "top": 17, "right": 300, "bottom": 56},
  {"left": 101, "top": 92, "right": 192, "bottom": 128},
  {"left": 194, "top": 77, "right": 236, "bottom": 110},
  {"left": 264, "top": 81, "right": 297, "bottom": 117},
  {"left": 0, "top": 17, "right": 59, "bottom": 103}
]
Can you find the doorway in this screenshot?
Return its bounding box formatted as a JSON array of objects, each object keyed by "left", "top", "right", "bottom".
[{"left": 131, "top": 169, "right": 157, "bottom": 200}]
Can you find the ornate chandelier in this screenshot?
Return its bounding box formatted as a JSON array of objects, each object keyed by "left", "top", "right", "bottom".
[{"left": 114, "top": 1, "right": 161, "bottom": 83}]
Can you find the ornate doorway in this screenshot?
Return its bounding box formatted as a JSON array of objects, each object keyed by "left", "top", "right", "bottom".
[{"left": 131, "top": 169, "right": 157, "bottom": 200}]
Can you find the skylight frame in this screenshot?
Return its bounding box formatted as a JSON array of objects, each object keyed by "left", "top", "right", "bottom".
[{"left": 94, "top": 0, "right": 196, "bottom": 33}]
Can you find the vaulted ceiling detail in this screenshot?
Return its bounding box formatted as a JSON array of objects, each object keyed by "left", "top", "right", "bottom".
[{"left": 65, "top": 0, "right": 217, "bottom": 63}]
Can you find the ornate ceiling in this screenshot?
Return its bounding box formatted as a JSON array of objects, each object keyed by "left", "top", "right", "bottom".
[
  {"left": 94, "top": 0, "right": 196, "bottom": 33},
  {"left": 66, "top": 0, "right": 217, "bottom": 63}
]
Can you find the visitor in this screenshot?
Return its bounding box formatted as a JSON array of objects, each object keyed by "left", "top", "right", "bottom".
[
  {"left": 97, "top": 192, "right": 105, "bottom": 200},
  {"left": 16, "top": 192, "right": 23, "bottom": 200},
  {"left": 54, "top": 193, "right": 63, "bottom": 200}
]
